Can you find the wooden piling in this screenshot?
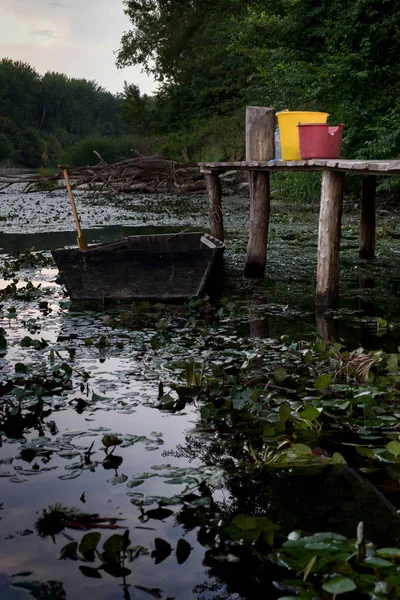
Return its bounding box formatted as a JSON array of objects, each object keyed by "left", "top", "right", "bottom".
[
  {"left": 244, "top": 106, "right": 275, "bottom": 277},
  {"left": 204, "top": 173, "right": 224, "bottom": 242},
  {"left": 359, "top": 175, "right": 376, "bottom": 260},
  {"left": 316, "top": 170, "right": 345, "bottom": 307}
]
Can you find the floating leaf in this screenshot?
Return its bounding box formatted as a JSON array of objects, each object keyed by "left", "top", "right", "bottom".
[
  {"left": 107, "top": 474, "right": 128, "bottom": 485},
  {"left": 386, "top": 440, "right": 400, "bottom": 458},
  {"left": 176, "top": 538, "right": 191, "bottom": 564},
  {"left": 79, "top": 566, "right": 102, "bottom": 579},
  {"left": 102, "top": 532, "right": 130, "bottom": 563},
  {"left": 102, "top": 434, "right": 123, "bottom": 448},
  {"left": 59, "top": 541, "right": 78, "bottom": 560},
  {"left": 273, "top": 367, "right": 289, "bottom": 385},
  {"left": 376, "top": 547, "right": 400, "bottom": 558},
  {"left": 299, "top": 404, "right": 320, "bottom": 421},
  {"left": 144, "top": 507, "right": 173, "bottom": 521},
  {"left": 322, "top": 576, "right": 356, "bottom": 594},
  {"left": 79, "top": 532, "right": 101, "bottom": 561},
  {"left": 151, "top": 538, "right": 172, "bottom": 564},
  {"left": 331, "top": 452, "right": 347, "bottom": 464},
  {"left": 314, "top": 373, "right": 332, "bottom": 390},
  {"left": 292, "top": 444, "right": 312, "bottom": 455},
  {"left": 364, "top": 556, "right": 393, "bottom": 568}
]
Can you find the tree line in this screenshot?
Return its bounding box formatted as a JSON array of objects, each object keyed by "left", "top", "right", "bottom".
[{"left": 0, "top": 58, "right": 128, "bottom": 168}]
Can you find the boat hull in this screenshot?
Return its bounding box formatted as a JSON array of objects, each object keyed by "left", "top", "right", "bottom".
[{"left": 52, "top": 232, "right": 224, "bottom": 301}]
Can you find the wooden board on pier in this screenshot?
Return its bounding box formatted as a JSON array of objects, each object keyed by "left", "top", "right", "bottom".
[{"left": 199, "top": 159, "right": 400, "bottom": 177}]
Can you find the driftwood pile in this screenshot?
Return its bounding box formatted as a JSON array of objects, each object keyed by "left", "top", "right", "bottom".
[{"left": 0, "top": 154, "right": 247, "bottom": 195}]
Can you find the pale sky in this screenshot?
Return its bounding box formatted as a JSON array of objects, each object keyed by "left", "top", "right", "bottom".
[{"left": 0, "top": 0, "right": 157, "bottom": 95}]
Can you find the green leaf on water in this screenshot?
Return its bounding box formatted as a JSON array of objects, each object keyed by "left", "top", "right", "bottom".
[
  {"left": 79, "top": 532, "right": 101, "bottom": 561},
  {"left": 299, "top": 403, "right": 320, "bottom": 421},
  {"left": 314, "top": 373, "right": 332, "bottom": 390},
  {"left": 273, "top": 367, "right": 289, "bottom": 385},
  {"left": 126, "top": 479, "right": 145, "bottom": 488},
  {"left": 102, "top": 532, "right": 130, "bottom": 563},
  {"left": 386, "top": 440, "right": 400, "bottom": 458},
  {"left": 331, "top": 452, "right": 347, "bottom": 465},
  {"left": 376, "top": 547, "right": 400, "bottom": 558},
  {"left": 292, "top": 444, "right": 312, "bottom": 455},
  {"left": 279, "top": 403, "right": 292, "bottom": 424},
  {"left": 102, "top": 434, "right": 123, "bottom": 448},
  {"left": 364, "top": 556, "right": 393, "bottom": 568},
  {"left": 322, "top": 577, "right": 356, "bottom": 594},
  {"left": 59, "top": 541, "right": 78, "bottom": 560},
  {"left": 107, "top": 474, "right": 128, "bottom": 485}
]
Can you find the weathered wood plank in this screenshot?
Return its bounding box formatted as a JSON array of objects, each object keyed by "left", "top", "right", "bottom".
[
  {"left": 198, "top": 159, "right": 400, "bottom": 176},
  {"left": 359, "top": 175, "right": 376, "bottom": 260},
  {"left": 245, "top": 107, "right": 276, "bottom": 161},
  {"left": 204, "top": 173, "right": 224, "bottom": 242},
  {"left": 316, "top": 170, "right": 345, "bottom": 307}
]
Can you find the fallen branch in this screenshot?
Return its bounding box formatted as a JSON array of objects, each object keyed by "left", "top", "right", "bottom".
[{"left": 0, "top": 152, "right": 248, "bottom": 195}]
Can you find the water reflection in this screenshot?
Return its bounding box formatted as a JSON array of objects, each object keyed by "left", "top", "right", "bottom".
[
  {"left": 247, "top": 294, "right": 270, "bottom": 338},
  {"left": 315, "top": 310, "right": 339, "bottom": 341}
]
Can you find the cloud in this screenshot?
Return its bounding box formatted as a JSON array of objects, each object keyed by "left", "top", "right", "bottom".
[
  {"left": 0, "top": 0, "right": 157, "bottom": 94},
  {"left": 30, "top": 29, "right": 58, "bottom": 39}
]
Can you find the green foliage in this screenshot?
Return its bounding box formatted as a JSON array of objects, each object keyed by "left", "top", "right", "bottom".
[
  {"left": 0, "top": 58, "right": 129, "bottom": 167},
  {"left": 271, "top": 172, "right": 322, "bottom": 205},
  {"left": 118, "top": 0, "right": 400, "bottom": 171},
  {"left": 0, "top": 132, "right": 16, "bottom": 162},
  {"left": 59, "top": 134, "right": 158, "bottom": 166},
  {"left": 161, "top": 113, "right": 244, "bottom": 162},
  {"left": 20, "top": 127, "right": 46, "bottom": 167}
]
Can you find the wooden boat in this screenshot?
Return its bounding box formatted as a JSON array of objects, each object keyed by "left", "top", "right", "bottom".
[{"left": 52, "top": 231, "right": 224, "bottom": 301}]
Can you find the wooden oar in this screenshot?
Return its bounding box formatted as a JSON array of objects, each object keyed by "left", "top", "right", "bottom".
[{"left": 59, "top": 164, "right": 88, "bottom": 251}]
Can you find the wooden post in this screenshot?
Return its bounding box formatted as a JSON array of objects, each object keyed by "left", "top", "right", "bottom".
[
  {"left": 245, "top": 106, "right": 275, "bottom": 162},
  {"left": 359, "top": 175, "right": 376, "bottom": 260},
  {"left": 316, "top": 170, "right": 345, "bottom": 307},
  {"left": 244, "top": 106, "right": 275, "bottom": 277},
  {"left": 204, "top": 172, "right": 224, "bottom": 242}
]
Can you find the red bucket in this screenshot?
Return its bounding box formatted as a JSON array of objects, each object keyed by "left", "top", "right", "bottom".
[{"left": 297, "top": 123, "right": 344, "bottom": 159}]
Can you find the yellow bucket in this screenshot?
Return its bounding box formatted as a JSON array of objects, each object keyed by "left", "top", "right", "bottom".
[{"left": 276, "top": 110, "right": 330, "bottom": 160}]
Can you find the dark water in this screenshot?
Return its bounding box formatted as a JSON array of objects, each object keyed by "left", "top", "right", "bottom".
[{"left": 1, "top": 189, "right": 400, "bottom": 599}]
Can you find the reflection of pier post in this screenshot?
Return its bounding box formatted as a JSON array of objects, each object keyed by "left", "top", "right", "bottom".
[
  {"left": 316, "top": 309, "right": 339, "bottom": 341},
  {"left": 248, "top": 295, "right": 270, "bottom": 338},
  {"left": 359, "top": 175, "right": 376, "bottom": 260}
]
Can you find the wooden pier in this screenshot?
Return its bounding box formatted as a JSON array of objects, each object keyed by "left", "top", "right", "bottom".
[{"left": 200, "top": 106, "right": 400, "bottom": 309}]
